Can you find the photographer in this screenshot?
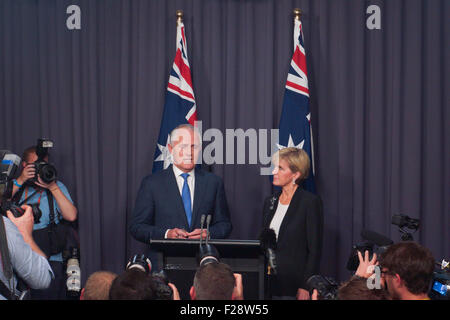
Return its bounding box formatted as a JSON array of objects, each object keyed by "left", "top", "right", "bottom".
[
  {"left": 190, "top": 262, "right": 244, "bottom": 300},
  {"left": 109, "top": 268, "right": 180, "bottom": 300},
  {"left": 11, "top": 145, "right": 77, "bottom": 300},
  {"left": 0, "top": 205, "right": 54, "bottom": 299},
  {"left": 379, "top": 241, "right": 435, "bottom": 300}
]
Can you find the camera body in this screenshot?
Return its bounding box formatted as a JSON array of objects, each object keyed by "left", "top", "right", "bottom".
[
  {"left": 1, "top": 201, "right": 42, "bottom": 224},
  {"left": 391, "top": 214, "right": 419, "bottom": 241},
  {"left": 306, "top": 275, "right": 339, "bottom": 300},
  {"left": 30, "top": 139, "right": 57, "bottom": 185},
  {"left": 126, "top": 254, "right": 173, "bottom": 300},
  {"left": 0, "top": 151, "right": 42, "bottom": 222},
  {"left": 346, "top": 241, "right": 389, "bottom": 272},
  {"left": 429, "top": 260, "right": 450, "bottom": 300},
  {"left": 0, "top": 150, "right": 21, "bottom": 200},
  {"left": 152, "top": 270, "right": 173, "bottom": 300}
]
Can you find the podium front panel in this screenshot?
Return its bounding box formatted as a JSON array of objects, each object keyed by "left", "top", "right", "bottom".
[{"left": 150, "top": 239, "right": 265, "bottom": 300}]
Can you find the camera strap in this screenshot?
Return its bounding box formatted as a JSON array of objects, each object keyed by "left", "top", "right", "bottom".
[
  {"left": 46, "top": 189, "right": 57, "bottom": 227},
  {"left": 13, "top": 185, "right": 39, "bottom": 207},
  {"left": 0, "top": 217, "right": 15, "bottom": 300}
]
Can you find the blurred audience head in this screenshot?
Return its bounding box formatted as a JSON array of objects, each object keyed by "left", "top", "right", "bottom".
[
  {"left": 190, "top": 262, "right": 236, "bottom": 300},
  {"left": 338, "top": 276, "right": 389, "bottom": 300},
  {"left": 109, "top": 269, "right": 157, "bottom": 300},
  {"left": 80, "top": 271, "right": 117, "bottom": 300},
  {"left": 380, "top": 241, "right": 435, "bottom": 300}
]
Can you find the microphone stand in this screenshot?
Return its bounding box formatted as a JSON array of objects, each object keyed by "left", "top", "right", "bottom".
[{"left": 205, "top": 215, "right": 212, "bottom": 244}]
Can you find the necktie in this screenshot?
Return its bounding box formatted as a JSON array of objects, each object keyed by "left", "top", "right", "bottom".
[{"left": 180, "top": 173, "right": 192, "bottom": 227}]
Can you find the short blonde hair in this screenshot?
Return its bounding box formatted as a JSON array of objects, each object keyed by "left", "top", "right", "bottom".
[{"left": 273, "top": 147, "right": 310, "bottom": 185}]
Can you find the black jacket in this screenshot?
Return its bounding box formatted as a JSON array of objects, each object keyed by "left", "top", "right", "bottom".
[{"left": 262, "top": 187, "right": 324, "bottom": 296}]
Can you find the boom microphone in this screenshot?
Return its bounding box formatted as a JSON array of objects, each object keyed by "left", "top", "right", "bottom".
[{"left": 361, "top": 229, "right": 394, "bottom": 247}]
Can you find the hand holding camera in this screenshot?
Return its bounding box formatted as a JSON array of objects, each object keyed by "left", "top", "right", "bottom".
[
  {"left": 6, "top": 205, "right": 35, "bottom": 238},
  {"left": 16, "top": 163, "right": 35, "bottom": 186}
]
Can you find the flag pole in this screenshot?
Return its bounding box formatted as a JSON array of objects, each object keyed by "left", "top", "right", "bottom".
[
  {"left": 293, "top": 8, "right": 302, "bottom": 21},
  {"left": 176, "top": 9, "right": 183, "bottom": 26}
]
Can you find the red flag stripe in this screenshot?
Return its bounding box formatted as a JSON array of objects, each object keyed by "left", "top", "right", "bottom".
[
  {"left": 187, "top": 110, "right": 197, "bottom": 125},
  {"left": 167, "top": 82, "right": 195, "bottom": 101},
  {"left": 173, "top": 49, "right": 194, "bottom": 90},
  {"left": 286, "top": 80, "right": 309, "bottom": 95},
  {"left": 292, "top": 46, "right": 308, "bottom": 75}
]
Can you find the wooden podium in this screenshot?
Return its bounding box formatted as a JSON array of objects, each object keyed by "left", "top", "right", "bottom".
[{"left": 149, "top": 239, "right": 265, "bottom": 300}]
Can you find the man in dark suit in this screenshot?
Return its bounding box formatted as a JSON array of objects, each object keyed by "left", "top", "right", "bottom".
[{"left": 129, "top": 124, "right": 232, "bottom": 249}]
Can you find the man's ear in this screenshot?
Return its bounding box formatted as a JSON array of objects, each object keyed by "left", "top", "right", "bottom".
[
  {"left": 189, "top": 286, "right": 196, "bottom": 300},
  {"left": 394, "top": 273, "right": 403, "bottom": 288}
]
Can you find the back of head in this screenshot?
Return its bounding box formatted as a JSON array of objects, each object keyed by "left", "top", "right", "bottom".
[
  {"left": 338, "top": 276, "right": 389, "bottom": 300},
  {"left": 109, "top": 269, "right": 156, "bottom": 300},
  {"left": 380, "top": 241, "right": 435, "bottom": 295},
  {"left": 82, "top": 271, "right": 118, "bottom": 300},
  {"left": 193, "top": 262, "right": 235, "bottom": 300}
]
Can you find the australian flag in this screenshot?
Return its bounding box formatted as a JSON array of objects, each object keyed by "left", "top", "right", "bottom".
[
  {"left": 277, "top": 18, "right": 316, "bottom": 193},
  {"left": 152, "top": 21, "right": 197, "bottom": 173}
]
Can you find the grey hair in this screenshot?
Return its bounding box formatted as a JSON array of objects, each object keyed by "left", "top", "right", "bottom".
[{"left": 169, "top": 124, "right": 201, "bottom": 145}]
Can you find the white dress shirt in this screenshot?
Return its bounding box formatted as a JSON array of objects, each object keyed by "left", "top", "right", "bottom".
[
  {"left": 164, "top": 166, "right": 196, "bottom": 238},
  {"left": 269, "top": 202, "right": 289, "bottom": 240},
  {"left": 172, "top": 165, "right": 195, "bottom": 209}
]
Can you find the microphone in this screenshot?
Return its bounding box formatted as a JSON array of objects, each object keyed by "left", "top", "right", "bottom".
[
  {"left": 259, "top": 228, "right": 277, "bottom": 275},
  {"left": 205, "top": 214, "right": 212, "bottom": 245},
  {"left": 361, "top": 229, "right": 394, "bottom": 247},
  {"left": 199, "top": 214, "right": 206, "bottom": 246},
  {"left": 198, "top": 214, "right": 219, "bottom": 266}
]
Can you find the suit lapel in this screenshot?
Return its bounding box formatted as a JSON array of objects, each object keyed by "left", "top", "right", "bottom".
[
  {"left": 276, "top": 188, "right": 303, "bottom": 243},
  {"left": 165, "top": 166, "right": 190, "bottom": 228},
  {"left": 265, "top": 191, "right": 281, "bottom": 228},
  {"left": 192, "top": 169, "right": 206, "bottom": 226}
]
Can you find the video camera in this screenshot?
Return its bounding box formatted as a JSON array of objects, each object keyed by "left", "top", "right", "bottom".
[
  {"left": 429, "top": 259, "right": 450, "bottom": 300},
  {"left": 391, "top": 214, "right": 419, "bottom": 241},
  {"left": 29, "top": 139, "right": 57, "bottom": 185},
  {"left": 306, "top": 275, "right": 339, "bottom": 300},
  {"left": 346, "top": 214, "right": 421, "bottom": 271},
  {"left": 346, "top": 229, "right": 393, "bottom": 272},
  {"left": 0, "top": 150, "right": 42, "bottom": 223},
  {"left": 126, "top": 254, "right": 173, "bottom": 300}
]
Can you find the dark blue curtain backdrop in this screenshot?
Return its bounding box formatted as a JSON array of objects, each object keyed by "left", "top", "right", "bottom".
[{"left": 1, "top": 0, "right": 449, "bottom": 285}]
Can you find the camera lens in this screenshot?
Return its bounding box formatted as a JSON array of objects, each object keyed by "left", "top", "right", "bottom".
[
  {"left": 30, "top": 204, "right": 42, "bottom": 224},
  {"left": 39, "top": 163, "right": 57, "bottom": 184}
]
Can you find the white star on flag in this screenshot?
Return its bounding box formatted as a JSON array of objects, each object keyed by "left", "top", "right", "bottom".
[
  {"left": 154, "top": 135, "right": 172, "bottom": 169},
  {"left": 276, "top": 134, "right": 305, "bottom": 150}
]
